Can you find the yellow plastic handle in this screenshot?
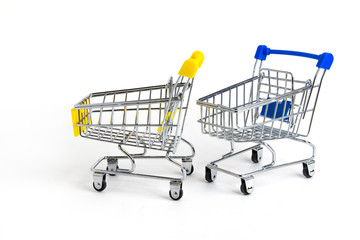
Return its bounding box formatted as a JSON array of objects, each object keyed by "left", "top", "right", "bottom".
[{"left": 178, "top": 51, "right": 204, "bottom": 78}]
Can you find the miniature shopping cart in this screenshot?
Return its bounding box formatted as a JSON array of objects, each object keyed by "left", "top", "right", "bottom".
[
  {"left": 197, "top": 45, "right": 333, "bottom": 195},
  {"left": 71, "top": 51, "right": 204, "bottom": 200}
]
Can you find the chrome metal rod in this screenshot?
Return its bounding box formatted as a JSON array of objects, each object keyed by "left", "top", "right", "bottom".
[
  {"left": 259, "top": 141, "right": 276, "bottom": 169},
  {"left": 207, "top": 138, "right": 316, "bottom": 178},
  {"left": 177, "top": 137, "right": 196, "bottom": 158},
  {"left": 118, "top": 145, "right": 136, "bottom": 172},
  {"left": 166, "top": 155, "right": 187, "bottom": 181},
  {"left": 211, "top": 144, "right": 261, "bottom": 164}
]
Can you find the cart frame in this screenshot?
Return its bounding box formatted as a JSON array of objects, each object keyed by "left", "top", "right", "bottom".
[
  {"left": 197, "top": 45, "right": 333, "bottom": 194},
  {"left": 72, "top": 51, "right": 204, "bottom": 200}
]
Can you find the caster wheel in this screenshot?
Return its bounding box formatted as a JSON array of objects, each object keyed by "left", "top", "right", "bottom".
[
  {"left": 251, "top": 146, "right": 263, "bottom": 163},
  {"left": 240, "top": 177, "right": 254, "bottom": 195},
  {"left": 186, "top": 164, "right": 194, "bottom": 175},
  {"left": 107, "top": 166, "right": 118, "bottom": 176},
  {"left": 302, "top": 162, "right": 315, "bottom": 178},
  {"left": 240, "top": 183, "right": 250, "bottom": 195},
  {"left": 93, "top": 173, "right": 107, "bottom": 192},
  {"left": 169, "top": 181, "right": 183, "bottom": 201},
  {"left": 169, "top": 189, "right": 183, "bottom": 201},
  {"left": 205, "top": 166, "right": 216, "bottom": 182},
  {"left": 251, "top": 152, "right": 259, "bottom": 163},
  {"left": 182, "top": 159, "right": 194, "bottom": 176},
  {"left": 93, "top": 180, "right": 107, "bottom": 192}
]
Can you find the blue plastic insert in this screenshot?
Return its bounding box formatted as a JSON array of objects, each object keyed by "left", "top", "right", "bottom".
[{"left": 260, "top": 100, "right": 292, "bottom": 121}]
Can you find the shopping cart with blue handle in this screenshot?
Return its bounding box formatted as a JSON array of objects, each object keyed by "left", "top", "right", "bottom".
[
  {"left": 197, "top": 45, "right": 333, "bottom": 194},
  {"left": 72, "top": 51, "right": 204, "bottom": 200}
]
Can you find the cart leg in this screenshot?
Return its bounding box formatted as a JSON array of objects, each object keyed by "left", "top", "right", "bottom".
[
  {"left": 251, "top": 146, "right": 263, "bottom": 163},
  {"left": 205, "top": 164, "right": 217, "bottom": 182},
  {"left": 260, "top": 141, "right": 276, "bottom": 169},
  {"left": 168, "top": 138, "right": 195, "bottom": 176},
  {"left": 240, "top": 175, "right": 254, "bottom": 195},
  {"left": 222, "top": 140, "right": 235, "bottom": 158},
  {"left": 93, "top": 173, "right": 107, "bottom": 192},
  {"left": 289, "top": 138, "right": 316, "bottom": 178},
  {"left": 169, "top": 180, "right": 183, "bottom": 201},
  {"left": 180, "top": 138, "right": 196, "bottom": 158},
  {"left": 166, "top": 156, "right": 187, "bottom": 181},
  {"left": 182, "top": 157, "right": 194, "bottom": 175},
  {"left": 118, "top": 145, "right": 136, "bottom": 172},
  {"left": 107, "top": 158, "right": 119, "bottom": 176}
]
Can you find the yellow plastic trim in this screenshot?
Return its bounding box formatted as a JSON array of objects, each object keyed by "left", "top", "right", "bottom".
[
  {"left": 178, "top": 51, "right": 204, "bottom": 78},
  {"left": 71, "top": 108, "right": 80, "bottom": 137},
  {"left": 157, "top": 109, "right": 177, "bottom": 132},
  {"left": 71, "top": 100, "right": 91, "bottom": 137}
]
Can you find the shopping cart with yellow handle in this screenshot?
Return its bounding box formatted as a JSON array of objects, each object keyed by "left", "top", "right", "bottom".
[
  {"left": 72, "top": 51, "right": 204, "bottom": 200},
  {"left": 197, "top": 45, "right": 333, "bottom": 195}
]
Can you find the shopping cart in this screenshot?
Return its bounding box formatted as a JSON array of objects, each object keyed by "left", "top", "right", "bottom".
[
  {"left": 197, "top": 45, "right": 333, "bottom": 195},
  {"left": 71, "top": 51, "right": 204, "bottom": 200}
]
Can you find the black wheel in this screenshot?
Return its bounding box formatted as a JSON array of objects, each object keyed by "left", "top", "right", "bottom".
[
  {"left": 93, "top": 180, "right": 107, "bottom": 192},
  {"left": 240, "top": 179, "right": 251, "bottom": 195},
  {"left": 169, "top": 189, "right": 183, "bottom": 201},
  {"left": 186, "top": 164, "right": 194, "bottom": 176},
  {"left": 106, "top": 166, "right": 118, "bottom": 176},
  {"left": 302, "top": 163, "right": 314, "bottom": 178},
  {"left": 251, "top": 149, "right": 259, "bottom": 163},
  {"left": 205, "top": 166, "right": 213, "bottom": 182}
]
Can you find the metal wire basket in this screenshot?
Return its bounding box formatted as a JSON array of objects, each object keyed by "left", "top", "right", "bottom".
[{"left": 73, "top": 78, "right": 192, "bottom": 153}]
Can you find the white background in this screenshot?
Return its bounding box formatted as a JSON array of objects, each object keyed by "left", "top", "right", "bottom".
[{"left": 1, "top": 0, "right": 359, "bottom": 239}]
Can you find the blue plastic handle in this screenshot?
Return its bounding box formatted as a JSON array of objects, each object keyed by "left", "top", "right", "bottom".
[{"left": 254, "top": 45, "right": 333, "bottom": 70}]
